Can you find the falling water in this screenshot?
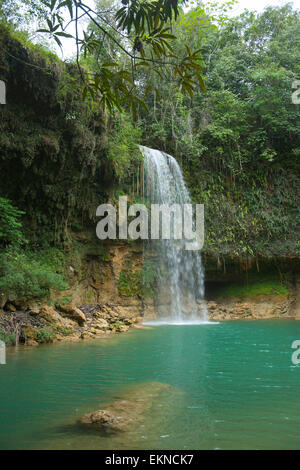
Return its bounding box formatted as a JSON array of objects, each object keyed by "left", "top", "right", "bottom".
[{"left": 140, "top": 145, "right": 207, "bottom": 323}]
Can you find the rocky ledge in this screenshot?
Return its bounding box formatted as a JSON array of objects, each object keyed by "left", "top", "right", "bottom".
[
  {"left": 0, "top": 302, "right": 143, "bottom": 346},
  {"left": 206, "top": 296, "right": 292, "bottom": 321}
]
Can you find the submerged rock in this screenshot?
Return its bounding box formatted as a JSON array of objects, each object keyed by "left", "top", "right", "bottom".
[
  {"left": 78, "top": 381, "right": 172, "bottom": 433},
  {"left": 79, "top": 410, "right": 125, "bottom": 432}
]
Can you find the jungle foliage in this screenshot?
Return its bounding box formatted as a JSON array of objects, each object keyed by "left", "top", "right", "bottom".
[
  {"left": 138, "top": 4, "right": 300, "bottom": 258},
  {"left": 0, "top": 0, "right": 299, "bottom": 287},
  {"left": 34, "top": 0, "right": 207, "bottom": 116}
]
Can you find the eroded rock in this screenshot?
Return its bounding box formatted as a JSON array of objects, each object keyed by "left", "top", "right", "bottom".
[
  {"left": 80, "top": 410, "right": 125, "bottom": 432},
  {"left": 38, "top": 305, "right": 65, "bottom": 324},
  {"left": 0, "top": 293, "right": 7, "bottom": 309},
  {"left": 78, "top": 381, "right": 172, "bottom": 433},
  {"left": 57, "top": 303, "right": 86, "bottom": 326},
  {"left": 205, "top": 296, "right": 290, "bottom": 321}
]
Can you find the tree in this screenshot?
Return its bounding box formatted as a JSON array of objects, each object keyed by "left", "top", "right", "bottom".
[
  {"left": 136, "top": 4, "right": 300, "bottom": 257},
  {"left": 0, "top": 0, "right": 48, "bottom": 27},
  {"left": 37, "top": 0, "right": 207, "bottom": 115}
]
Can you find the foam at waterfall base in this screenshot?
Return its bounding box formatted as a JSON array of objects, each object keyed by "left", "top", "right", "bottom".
[{"left": 143, "top": 319, "right": 219, "bottom": 326}]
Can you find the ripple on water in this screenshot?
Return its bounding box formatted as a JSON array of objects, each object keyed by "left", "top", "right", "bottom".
[{"left": 1, "top": 320, "right": 300, "bottom": 449}]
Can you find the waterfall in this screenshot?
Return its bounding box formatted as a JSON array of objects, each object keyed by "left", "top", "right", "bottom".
[{"left": 140, "top": 145, "right": 207, "bottom": 323}]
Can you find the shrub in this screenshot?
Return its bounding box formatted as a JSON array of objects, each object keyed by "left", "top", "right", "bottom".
[
  {"left": 35, "top": 327, "right": 53, "bottom": 343},
  {"left": 0, "top": 327, "right": 16, "bottom": 345},
  {"left": 0, "top": 248, "right": 68, "bottom": 301},
  {"left": 119, "top": 264, "right": 142, "bottom": 296},
  {"left": 107, "top": 113, "right": 142, "bottom": 183},
  {"left": 0, "top": 197, "right": 25, "bottom": 246},
  {"left": 53, "top": 326, "right": 73, "bottom": 336}
]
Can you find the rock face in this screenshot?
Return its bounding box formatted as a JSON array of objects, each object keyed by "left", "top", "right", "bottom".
[
  {"left": 205, "top": 296, "right": 290, "bottom": 321},
  {"left": 78, "top": 382, "right": 172, "bottom": 433},
  {"left": 0, "top": 302, "right": 142, "bottom": 347},
  {"left": 64, "top": 241, "right": 145, "bottom": 320},
  {"left": 143, "top": 295, "right": 292, "bottom": 322},
  {"left": 290, "top": 277, "right": 300, "bottom": 319},
  {"left": 0, "top": 294, "right": 7, "bottom": 309},
  {"left": 1, "top": 238, "right": 298, "bottom": 344},
  {"left": 39, "top": 305, "right": 66, "bottom": 324},
  {"left": 57, "top": 303, "right": 86, "bottom": 326}
]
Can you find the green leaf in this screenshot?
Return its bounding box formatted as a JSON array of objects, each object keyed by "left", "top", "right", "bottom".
[{"left": 55, "top": 32, "right": 73, "bottom": 38}]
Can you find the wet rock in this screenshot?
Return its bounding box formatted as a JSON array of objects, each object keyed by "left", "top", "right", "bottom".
[
  {"left": 80, "top": 410, "right": 125, "bottom": 432},
  {"left": 26, "top": 339, "right": 39, "bottom": 346},
  {"left": 133, "top": 324, "right": 152, "bottom": 330},
  {"left": 78, "top": 382, "right": 172, "bottom": 434},
  {"left": 80, "top": 331, "right": 96, "bottom": 340}
]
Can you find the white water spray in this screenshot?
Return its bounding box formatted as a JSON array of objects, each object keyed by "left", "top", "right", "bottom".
[{"left": 140, "top": 145, "right": 207, "bottom": 323}]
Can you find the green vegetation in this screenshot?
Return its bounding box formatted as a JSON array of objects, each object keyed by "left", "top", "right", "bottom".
[
  {"left": 119, "top": 261, "right": 142, "bottom": 296},
  {"left": 34, "top": 0, "right": 206, "bottom": 114},
  {"left": 23, "top": 324, "right": 73, "bottom": 344},
  {"left": 35, "top": 327, "right": 54, "bottom": 343},
  {"left": 139, "top": 4, "right": 300, "bottom": 258},
  {"left": 108, "top": 114, "right": 142, "bottom": 183},
  {"left": 1, "top": 3, "right": 298, "bottom": 261},
  {"left": 0, "top": 197, "right": 24, "bottom": 246},
  {"left": 0, "top": 0, "right": 47, "bottom": 27},
  {"left": 52, "top": 326, "right": 74, "bottom": 337},
  {"left": 0, "top": 1, "right": 299, "bottom": 309},
  {"left": 0, "top": 248, "right": 67, "bottom": 301},
  {"left": 142, "top": 259, "right": 159, "bottom": 297},
  {"left": 216, "top": 280, "right": 290, "bottom": 299},
  {"left": 0, "top": 326, "right": 16, "bottom": 345},
  {"left": 0, "top": 193, "right": 68, "bottom": 303},
  {"left": 0, "top": 19, "right": 145, "bottom": 243}
]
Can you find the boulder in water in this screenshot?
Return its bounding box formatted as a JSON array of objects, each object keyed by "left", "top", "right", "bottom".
[
  {"left": 79, "top": 410, "right": 125, "bottom": 433},
  {"left": 78, "top": 381, "right": 172, "bottom": 433}
]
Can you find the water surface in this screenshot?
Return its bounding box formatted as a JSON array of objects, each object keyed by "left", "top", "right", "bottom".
[{"left": 1, "top": 320, "right": 300, "bottom": 449}]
